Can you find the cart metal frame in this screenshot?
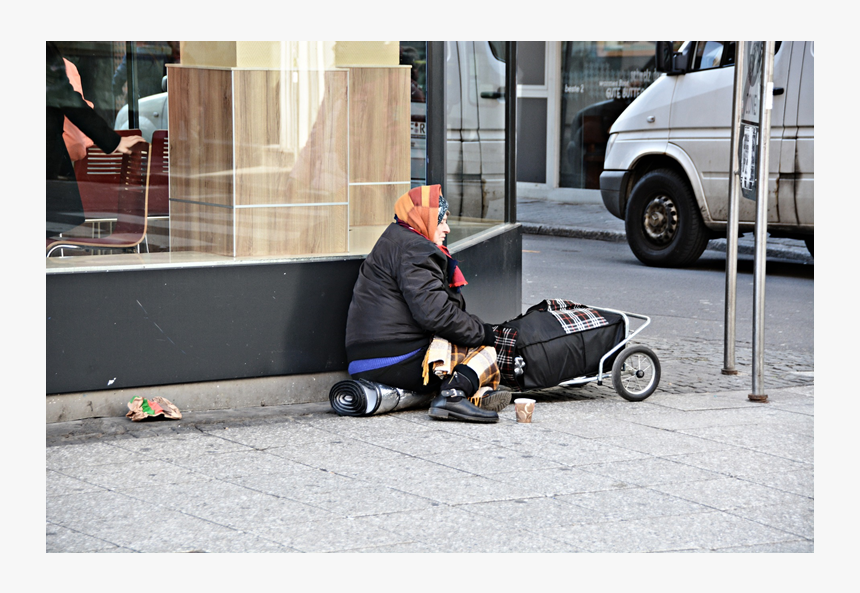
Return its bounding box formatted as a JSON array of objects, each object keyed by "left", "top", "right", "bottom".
[{"left": 557, "top": 308, "right": 650, "bottom": 387}]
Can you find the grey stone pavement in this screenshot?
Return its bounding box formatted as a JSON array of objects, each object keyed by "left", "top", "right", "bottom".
[{"left": 46, "top": 191, "right": 814, "bottom": 553}]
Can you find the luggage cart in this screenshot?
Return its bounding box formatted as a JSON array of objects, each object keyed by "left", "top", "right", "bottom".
[{"left": 513, "top": 307, "right": 661, "bottom": 402}]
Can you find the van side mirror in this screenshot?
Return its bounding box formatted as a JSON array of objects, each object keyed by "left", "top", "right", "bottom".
[
  {"left": 162, "top": 75, "right": 168, "bottom": 93},
  {"left": 654, "top": 41, "right": 692, "bottom": 75},
  {"left": 655, "top": 42, "right": 674, "bottom": 72}
]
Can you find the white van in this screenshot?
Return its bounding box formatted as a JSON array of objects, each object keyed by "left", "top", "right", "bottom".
[
  {"left": 599, "top": 41, "right": 814, "bottom": 266},
  {"left": 406, "top": 41, "right": 507, "bottom": 221},
  {"left": 445, "top": 40, "right": 507, "bottom": 222},
  {"left": 114, "top": 76, "right": 167, "bottom": 143}
]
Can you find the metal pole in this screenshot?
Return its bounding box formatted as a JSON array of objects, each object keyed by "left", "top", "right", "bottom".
[
  {"left": 749, "top": 41, "right": 776, "bottom": 403},
  {"left": 505, "top": 41, "right": 518, "bottom": 224},
  {"left": 723, "top": 41, "right": 745, "bottom": 376}
]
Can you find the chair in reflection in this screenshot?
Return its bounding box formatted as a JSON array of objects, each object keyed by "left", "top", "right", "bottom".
[
  {"left": 46, "top": 130, "right": 151, "bottom": 258},
  {"left": 148, "top": 130, "right": 169, "bottom": 217}
]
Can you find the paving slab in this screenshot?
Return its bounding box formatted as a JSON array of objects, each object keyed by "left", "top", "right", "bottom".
[
  {"left": 738, "top": 467, "right": 815, "bottom": 499},
  {"left": 418, "top": 446, "right": 567, "bottom": 474},
  {"left": 651, "top": 476, "right": 812, "bottom": 511},
  {"left": 359, "top": 506, "right": 583, "bottom": 553},
  {"left": 663, "top": 449, "right": 811, "bottom": 478},
  {"left": 392, "top": 474, "right": 538, "bottom": 505},
  {"left": 46, "top": 469, "right": 111, "bottom": 497},
  {"left": 231, "top": 469, "right": 368, "bottom": 500},
  {"left": 293, "top": 484, "right": 437, "bottom": 518},
  {"left": 482, "top": 466, "right": 627, "bottom": 497},
  {"left": 577, "top": 456, "right": 727, "bottom": 487},
  {"left": 460, "top": 496, "right": 605, "bottom": 530},
  {"left": 553, "top": 486, "right": 713, "bottom": 522},
  {"left": 46, "top": 522, "right": 128, "bottom": 553},
  {"left": 255, "top": 516, "right": 411, "bottom": 553},
  {"left": 724, "top": 501, "right": 814, "bottom": 540},
  {"left": 540, "top": 510, "right": 801, "bottom": 552}
]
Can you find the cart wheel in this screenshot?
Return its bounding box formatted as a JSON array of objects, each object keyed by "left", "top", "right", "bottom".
[{"left": 611, "top": 345, "right": 661, "bottom": 402}]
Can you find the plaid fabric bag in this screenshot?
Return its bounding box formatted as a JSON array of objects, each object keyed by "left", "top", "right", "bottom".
[
  {"left": 494, "top": 325, "right": 519, "bottom": 387},
  {"left": 526, "top": 299, "right": 609, "bottom": 334},
  {"left": 493, "top": 299, "right": 625, "bottom": 390}
]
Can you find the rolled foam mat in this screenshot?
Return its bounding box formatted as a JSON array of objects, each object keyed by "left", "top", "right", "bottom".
[{"left": 329, "top": 379, "right": 434, "bottom": 417}]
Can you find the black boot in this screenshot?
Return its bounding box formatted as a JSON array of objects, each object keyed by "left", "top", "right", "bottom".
[{"left": 429, "top": 389, "right": 499, "bottom": 423}]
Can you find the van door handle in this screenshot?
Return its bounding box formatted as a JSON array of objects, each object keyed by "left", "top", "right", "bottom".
[
  {"left": 480, "top": 90, "right": 504, "bottom": 99},
  {"left": 773, "top": 86, "right": 784, "bottom": 96}
]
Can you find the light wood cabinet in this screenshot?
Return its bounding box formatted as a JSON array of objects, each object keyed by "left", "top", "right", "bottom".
[{"left": 168, "top": 64, "right": 409, "bottom": 257}]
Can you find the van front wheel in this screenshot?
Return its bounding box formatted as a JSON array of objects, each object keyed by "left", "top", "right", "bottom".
[{"left": 625, "top": 169, "right": 709, "bottom": 267}]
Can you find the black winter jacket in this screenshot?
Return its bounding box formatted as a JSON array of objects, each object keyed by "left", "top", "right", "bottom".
[{"left": 345, "top": 223, "right": 495, "bottom": 363}]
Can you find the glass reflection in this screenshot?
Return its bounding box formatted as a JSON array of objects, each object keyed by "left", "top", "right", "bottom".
[
  {"left": 445, "top": 41, "right": 507, "bottom": 244},
  {"left": 559, "top": 41, "right": 658, "bottom": 189},
  {"left": 47, "top": 40, "right": 510, "bottom": 269},
  {"left": 400, "top": 41, "right": 427, "bottom": 188}
]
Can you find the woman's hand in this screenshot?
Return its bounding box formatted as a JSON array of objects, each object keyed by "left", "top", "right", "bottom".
[{"left": 113, "top": 135, "right": 146, "bottom": 154}]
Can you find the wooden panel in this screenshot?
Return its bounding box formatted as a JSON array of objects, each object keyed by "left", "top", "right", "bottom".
[
  {"left": 349, "top": 183, "right": 410, "bottom": 227},
  {"left": 233, "top": 70, "right": 348, "bottom": 207},
  {"left": 235, "top": 205, "right": 348, "bottom": 257},
  {"left": 168, "top": 65, "right": 407, "bottom": 259},
  {"left": 179, "top": 42, "right": 237, "bottom": 67},
  {"left": 233, "top": 70, "right": 294, "bottom": 207},
  {"left": 168, "top": 66, "right": 234, "bottom": 208},
  {"left": 335, "top": 42, "right": 399, "bottom": 66},
  {"left": 349, "top": 68, "right": 410, "bottom": 183},
  {"left": 286, "top": 71, "right": 349, "bottom": 206},
  {"left": 349, "top": 224, "right": 389, "bottom": 255},
  {"left": 169, "top": 200, "right": 234, "bottom": 256}
]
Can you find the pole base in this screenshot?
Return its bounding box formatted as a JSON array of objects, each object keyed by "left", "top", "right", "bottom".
[
  {"left": 721, "top": 368, "right": 739, "bottom": 375},
  {"left": 748, "top": 394, "right": 768, "bottom": 403}
]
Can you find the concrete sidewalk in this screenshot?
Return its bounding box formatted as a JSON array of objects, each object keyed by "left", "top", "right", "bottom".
[{"left": 47, "top": 377, "right": 813, "bottom": 553}]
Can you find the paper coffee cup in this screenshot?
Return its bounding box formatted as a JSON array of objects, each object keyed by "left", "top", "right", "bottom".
[{"left": 514, "top": 398, "right": 535, "bottom": 423}]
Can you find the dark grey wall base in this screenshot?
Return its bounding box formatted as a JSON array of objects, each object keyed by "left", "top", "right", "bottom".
[{"left": 47, "top": 224, "right": 522, "bottom": 397}]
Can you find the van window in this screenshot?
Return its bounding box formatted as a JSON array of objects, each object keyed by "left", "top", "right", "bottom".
[
  {"left": 488, "top": 41, "right": 506, "bottom": 62},
  {"left": 691, "top": 41, "right": 783, "bottom": 72},
  {"left": 692, "top": 41, "right": 735, "bottom": 71}
]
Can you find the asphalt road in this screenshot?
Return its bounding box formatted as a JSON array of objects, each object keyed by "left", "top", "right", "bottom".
[{"left": 521, "top": 234, "right": 814, "bottom": 357}]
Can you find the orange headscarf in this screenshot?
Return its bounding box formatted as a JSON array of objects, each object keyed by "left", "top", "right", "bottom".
[
  {"left": 393, "top": 184, "right": 467, "bottom": 291},
  {"left": 394, "top": 184, "right": 444, "bottom": 242}
]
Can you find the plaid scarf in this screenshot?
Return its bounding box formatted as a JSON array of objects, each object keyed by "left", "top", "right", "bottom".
[{"left": 422, "top": 336, "right": 499, "bottom": 390}]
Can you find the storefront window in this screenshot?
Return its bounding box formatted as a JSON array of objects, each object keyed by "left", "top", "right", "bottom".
[
  {"left": 558, "top": 41, "right": 659, "bottom": 189},
  {"left": 400, "top": 41, "right": 427, "bottom": 188},
  {"left": 47, "top": 41, "right": 510, "bottom": 271},
  {"left": 444, "top": 41, "right": 507, "bottom": 244}
]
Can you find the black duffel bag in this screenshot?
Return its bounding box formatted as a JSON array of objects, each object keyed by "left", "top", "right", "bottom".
[{"left": 495, "top": 299, "right": 626, "bottom": 391}]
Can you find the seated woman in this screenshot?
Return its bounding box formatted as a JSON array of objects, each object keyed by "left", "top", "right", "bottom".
[{"left": 345, "top": 185, "right": 510, "bottom": 423}]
